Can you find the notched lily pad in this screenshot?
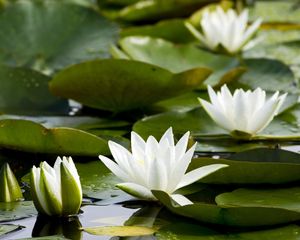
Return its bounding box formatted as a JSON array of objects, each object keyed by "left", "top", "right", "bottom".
[
  {"left": 0, "top": 201, "right": 37, "bottom": 222},
  {"left": 189, "top": 148, "right": 300, "bottom": 184},
  {"left": 49, "top": 59, "right": 211, "bottom": 112},
  {"left": 152, "top": 190, "right": 300, "bottom": 227},
  {"left": 0, "top": 119, "right": 109, "bottom": 156}
]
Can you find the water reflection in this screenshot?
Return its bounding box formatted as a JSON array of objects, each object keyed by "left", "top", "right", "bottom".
[{"left": 32, "top": 215, "right": 82, "bottom": 240}]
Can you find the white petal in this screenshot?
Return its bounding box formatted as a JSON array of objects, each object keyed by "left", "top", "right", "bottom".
[
  {"left": 131, "top": 131, "right": 146, "bottom": 161},
  {"left": 159, "top": 127, "right": 174, "bottom": 147},
  {"left": 176, "top": 164, "right": 228, "bottom": 190},
  {"left": 170, "top": 194, "right": 193, "bottom": 206},
  {"left": 99, "top": 155, "right": 130, "bottom": 182},
  {"left": 117, "top": 182, "right": 155, "bottom": 200}
]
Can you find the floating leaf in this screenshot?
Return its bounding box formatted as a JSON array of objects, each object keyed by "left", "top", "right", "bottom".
[
  {"left": 152, "top": 190, "right": 300, "bottom": 227},
  {"left": 76, "top": 161, "right": 125, "bottom": 201},
  {"left": 189, "top": 148, "right": 300, "bottom": 184},
  {"left": 117, "top": 0, "right": 215, "bottom": 22},
  {"left": 0, "top": 224, "right": 22, "bottom": 237},
  {"left": 157, "top": 223, "right": 300, "bottom": 240},
  {"left": 0, "top": 201, "right": 37, "bottom": 222},
  {"left": 83, "top": 225, "right": 157, "bottom": 236},
  {"left": 49, "top": 59, "right": 211, "bottom": 112},
  {"left": 235, "top": 58, "right": 297, "bottom": 93},
  {"left": 117, "top": 36, "right": 242, "bottom": 86},
  {"left": 0, "top": 0, "right": 118, "bottom": 72},
  {"left": 216, "top": 187, "right": 300, "bottom": 212},
  {"left": 0, "top": 119, "right": 109, "bottom": 156},
  {"left": 121, "top": 19, "right": 196, "bottom": 43},
  {"left": 0, "top": 65, "right": 68, "bottom": 115}
]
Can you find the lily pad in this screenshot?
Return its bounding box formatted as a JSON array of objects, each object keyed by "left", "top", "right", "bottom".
[
  {"left": 0, "top": 119, "right": 109, "bottom": 156},
  {"left": 0, "top": 224, "right": 22, "bottom": 237},
  {"left": 188, "top": 148, "right": 300, "bottom": 184},
  {"left": 0, "top": 65, "right": 68, "bottom": 115},
  {"left": 116, "top": 36, "right": 243, "bottom": 87},
  {"left": 234, "top": 58, "right": 297, "bottom": 93},
  {"left": 152, "top": 190, "right": 300, "bottom": 227},
  {"left": 0, "top": 0, "right": 118, "bottom": 73},
  {"left": 49, "top": 59, "right": 211, "bottom": 112},
  {"left": 157, "top": 223, "right": 300, "bottom": 240},
  {"left": 121, "top": 19, "right": 196, "bottom": 43},
  {"left": 83, "top": 225, "right": 157, "bottom": 236},
  {"left": 76, "top": 161, "right": 126, "bottom": 202},
  {"left": 117, "top": 0, "right": 215, "bottom": 22},
  {"left": 0, "top": 201, "right": 37, "bottom": 222},
  {"left": 216, "top": 187, "right": 300, "bottom": 212}
]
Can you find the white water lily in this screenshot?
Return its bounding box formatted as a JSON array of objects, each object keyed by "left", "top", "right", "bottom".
[
  {"left": 199, "top": 85, "right": 287, "bottom": 138},
  {"left": 99, "top": 128, "right": 227, "bottom": 201},
  {"left": 186, "top": 7, "right": 262, "bottom": 54},
  {"left": 0, "top": 163, "right": 23, "bottom": 202},
  {"left": 30, "top": 157, "right": 82, "bottom": 217}
]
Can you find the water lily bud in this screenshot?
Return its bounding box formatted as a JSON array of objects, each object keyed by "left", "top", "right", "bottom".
[
  {"left": 0, "top": 163, "right": 23, "bottom": 202},
  {"left": 30, "top": 157, "right": 82, "bottom": 217}
]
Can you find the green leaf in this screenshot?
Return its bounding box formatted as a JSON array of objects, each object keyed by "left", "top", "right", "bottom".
[
  {"left": 49, "top": 59, "right": 211, "bottom": 112},
  {"left": 0, "top": 201, "right": 37, "bottom": 222},
  {"left": 17, "top": 236, "right": 70, "bottom": 240},
  {"left": 157, "top": 223, "right": 300, "bottom": 240},
  {"left": 121, "top": 19, "right": 196, "bottom": 43},
  {"left": 0, "top": 119, "right": 109, "bottom": 156},
  {"left": 117, "top": 36, "right": 242, "bottom": 86},
  {"left": 0, "top": 65, "right": 68, "bottom": 115},
  {"left": 117, "top": 0, "right": 216, "bottom": 22},
  {"left": 152, "top": 190, "right": 300, "bottom": 227},
  {"left": 188, "top": 148, "right": 300, "bottom": 184},
  {"left": 76, "top": 161, "right": 126, "bottom": 201},
  {"left": 83, "top": 225, "right": 157, "bottom": 236},
  {"left": 0, "top": 0, "right": 118, "bottom": 72},
  {"left": 250, "top": 1, "right": 300, "bottom": 23},
  {"left": 234, "top": 58, "right": 297, "bottom": 93},
  {"left": 216, "top": 187, "right": 300, "bottom": 213},
  {"left": 0, "top": 224, "right": 22, "bottom": 237}
]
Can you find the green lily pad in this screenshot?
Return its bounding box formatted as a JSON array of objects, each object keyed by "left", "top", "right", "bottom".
[
  {"left": 0, "top": 224, "right": 22, "bottom": 237},
  {"left": 83, "top": 225, "right": 157, "bottom": 236},
  {"left": 117, "top": 0, "right": 215, "bottom": 22},
  {"left": 157, "top": 223, "right": 300, "bottom": 240},
  {"left": 0, "top": 201, "right": 37, "bottom": 222},
  {"left": 0, "top": 119, "right": 109, "bottom": 156},
  {"left": 49, "top": 59, "right": 211, "bottom": 112},
  {"left": 116, "top": 36, "right": 243, "bottom": 87},
  {"left": 76, "top": 161, "right": 126, "bottom": 202},
  {"left": 121, "top": 19, "right": 196, "bottom": 43},
  {"left": 250, "top": 1, "right": 300, "bottom": 23},
  {"left": 0, "top": 0, "right": 118, "bottom": 73},
  {"left": 216, "top": 187, "right": 300, "bottom": 212},
  {"left": 152, "top": 190, "right": 300, "bottom": 227},
  {"left": 234, "top": 58, "right": 297, "bottom": 93},
  {"left": 0, "top": 65, "right": 68, "bottom": 115},
  {"left": 188, "top": 148, "right": 300, "bottom": 184}
]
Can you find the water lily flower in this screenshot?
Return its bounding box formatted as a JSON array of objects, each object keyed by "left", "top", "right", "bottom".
[
  {"left": 30, "top": 157, "right": 82, "bottom": 217},
  {"left": 99, "top": 128, "right": 227, "bottom": 201},
  {"left": 198, "top": 85, "right": 287, "bottom": 138},
  {"left": 186, "top": 7, "right": 262, "bottom": 54},
  {"left": 0, "top": 163, "right": 23, "bottom": 202}
]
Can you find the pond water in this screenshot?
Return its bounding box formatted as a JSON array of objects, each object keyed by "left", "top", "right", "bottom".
[{"left": 3, "top": 204, "right": 143, "bottom": 239}]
